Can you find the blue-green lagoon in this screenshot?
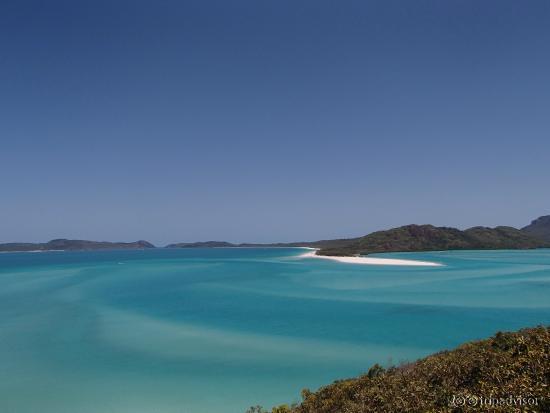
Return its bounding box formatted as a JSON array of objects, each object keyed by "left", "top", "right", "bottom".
[{"left": 1, "top": 248, "right": 549, "bottom": 413}]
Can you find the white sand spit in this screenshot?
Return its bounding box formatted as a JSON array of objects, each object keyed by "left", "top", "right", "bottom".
[{"left": 299, "top": 250, "right": 441, "bottom": 267}]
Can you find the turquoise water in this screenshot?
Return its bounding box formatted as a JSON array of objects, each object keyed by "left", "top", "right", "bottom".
[{"left": 1, "top": 248, "right": 549, "bottom": 413}]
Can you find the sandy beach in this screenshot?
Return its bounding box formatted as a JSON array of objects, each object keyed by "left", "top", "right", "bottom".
[{"left": 299, "top": 250, "right": 442, "bottom": 266}]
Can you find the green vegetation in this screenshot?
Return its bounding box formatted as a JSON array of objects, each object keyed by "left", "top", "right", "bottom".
[
  {"left": 247, "top": 326, "right": 549, "bottom": 413},
  {"left": 165, "top": 241, "right": 236, "bottom": 248},
  {"left": 4, "top": 215, "right": 550, "bottom": 254},
  {"left": 0, "top": 239, "right": 155, "bottom": 252},
  {"left": 318, "top": 224, "right": 549, "bottom": 256},
  {"left": 166, "top": 217, "right": 550, "bottom": 256},
  {"left": 166, "top": 239, "right": 354, "bottom": 249},
  {"left": 522, "top": 215, "right": 550, "bottom": 242}
]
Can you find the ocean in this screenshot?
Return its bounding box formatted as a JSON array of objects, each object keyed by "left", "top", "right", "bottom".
[{"left": 1, "top": 248, "right": 549, "bottom": 413}]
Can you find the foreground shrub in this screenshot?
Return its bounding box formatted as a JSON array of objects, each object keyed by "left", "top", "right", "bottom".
[{"left": 247, "top": 326, "right": 549, "bottom": 413}]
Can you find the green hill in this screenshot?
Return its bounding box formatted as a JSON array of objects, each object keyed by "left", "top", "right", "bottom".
[
  {"left": 165, "top": 218, "right": 550, "bottom": 256},
  {"left": 0, "top": 239, "right": 155, "bottom": 252},
  {"left": 318, "top": 224, "right": 549, "bottom": 256},
  {"left": 166, "top": 241, "right": 236, "bottom": 248},
  {"left": 522, "top": 215, "right": 550, "bottom": 242},
  {"left": 247, "top": 326, "right": 549, "bottom": 413}
]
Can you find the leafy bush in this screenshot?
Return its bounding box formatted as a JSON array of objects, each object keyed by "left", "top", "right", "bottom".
[{"left": 248, "top": 326, "right": 549, "bottom": 413}]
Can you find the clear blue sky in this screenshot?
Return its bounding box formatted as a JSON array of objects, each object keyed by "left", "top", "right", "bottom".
[{"left": 1, "top": 0, "right": 549, "bottom": 245}]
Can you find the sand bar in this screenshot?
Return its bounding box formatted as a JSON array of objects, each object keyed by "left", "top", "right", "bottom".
[{"left": 299, "top": 250, "right": 442, "bottom": 266}]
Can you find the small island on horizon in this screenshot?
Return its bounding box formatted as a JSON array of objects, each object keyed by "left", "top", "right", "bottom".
[
  {"left": 0, "top": 239, "right": 155, "bottom": 252},
  {"left": 2, "top": 215, "right": 550, "bottom": 255}
]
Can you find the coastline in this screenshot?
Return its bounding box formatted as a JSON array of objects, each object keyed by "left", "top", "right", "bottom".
[
  {"left": 299, "top": 249, "right": 442, "bottom": 266},
  {"left": 0, "top": 249, "right": 61, "bottom": 254},
  {"left": 1, "top": 246, "right": 440, "bottom": 266}
]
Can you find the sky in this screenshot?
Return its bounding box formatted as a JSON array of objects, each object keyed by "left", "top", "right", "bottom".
[{"left": 1, "top": 0, "right": 549, "bottom": 245}]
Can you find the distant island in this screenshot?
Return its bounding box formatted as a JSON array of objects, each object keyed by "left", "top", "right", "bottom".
[
  {"left": 246, "top": 326, "right": 549, "bottom": 413},
  {"left": 0, "top": 239, "right": 155, "bottom": 252},
  {"left": 314, "top": 224, "right": 549, "bottom": 256},
  {"left": 522, "top": 215, "right": 550, "bottom": 242},
  {"left": 167, "top": 215, "right": 550, "bottom": 257},
  {"left": 165, "top": 241, "right": 237, "bottom": 248},
  {"left": 2, "top": 215, "right": 549, "bottom": 254}
]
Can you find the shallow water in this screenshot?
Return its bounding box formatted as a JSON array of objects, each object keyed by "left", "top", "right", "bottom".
[{"left": 1, "top": 248, "right": 549, "bottom": 413}]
